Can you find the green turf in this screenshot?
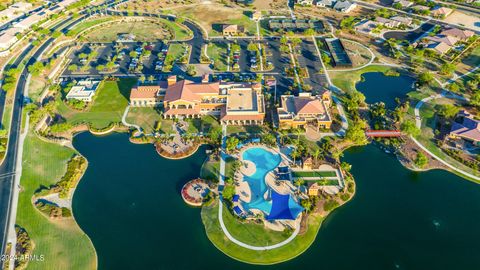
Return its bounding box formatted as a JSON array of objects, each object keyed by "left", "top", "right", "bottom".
[
  {"left": 185, "top": 115, "right": 220, "bottom": 134},
  {"left": 16, "top": 133, "right": 96, "bottom": 270},
  {"left": 292, "top": 171, "right": 337, "bottom": 177},
  {"left": 57, "top": 78, "right": 137, "bottom": 129},
  {"left": 201, "top": 200, "right": 324, "bottom": 265}
]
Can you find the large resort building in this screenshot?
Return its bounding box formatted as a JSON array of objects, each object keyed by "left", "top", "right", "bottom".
[
  {"left": 277, "top": 92, "right": 332, "bottom": 130},
  {"left": 129, "top": 75, "right": 265, "bottom": 125}
]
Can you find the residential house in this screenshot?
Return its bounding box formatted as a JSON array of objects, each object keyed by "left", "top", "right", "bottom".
[
  {"left": 427, "top": 41, "right": 452, "bottom": 55},
  {"left": 426, "top": 34, "right": 459, "bottom": 46},
  {"left": 441, "top": 28, "right": 475, "bottom": 41},
  {"left": 431, "top": 6, "right": 453, "bottom": 18},
  {"left": 333, "top": 1, "right": 357, "bottom": 13},
  {"left": 277, "top": 92, "right": 332, "bottom": 130},
  {"left": 392, "top": 0, "right": 413, "bottom": 8},
  {"left": 376, "top": 17, "right": 401, "bottom": 28},
  {"left": 66, "top": 79, "right": 101, "bottom": 102},
  {"left": 448, "top": 111, "right": 480, "bottom": 146},
  {"left": 316, "top": 0, "right": 334, "bottom": 7},
  {"left": 390, "top": 15, "right": 413, "bottom": 26},
  {"left": 296, "top": 0, "right": 314, "bottom": 5}
]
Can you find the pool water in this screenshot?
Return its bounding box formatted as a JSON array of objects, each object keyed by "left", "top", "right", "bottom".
[{"left": 241, "top": 147, "right": 282, "bottom": 214}]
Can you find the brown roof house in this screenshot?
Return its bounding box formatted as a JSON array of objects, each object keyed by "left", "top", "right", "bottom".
[
  {"left": 441, "top": 28, "right": 475, "bottom": 41},
  {"left": 277, "top": 92, "right": 332, "bottom": 130},
  {"left": 431, "top": 6, "right": 453, "bottom": 18},
  {"left": 448, "top": 111, "right": 480, "bottom": 146}
]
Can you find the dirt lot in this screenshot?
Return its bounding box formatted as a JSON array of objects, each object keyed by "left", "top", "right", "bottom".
[
  {"left": 444, "top": 11, "right": 480, "bottom": 32},
  {"left": 295, "top": 6, "right": 372, "bottom": 27},
  {"left": 341, "top": 39, "right": 374, "bottom": 68},
  {"left": 168, "top": 3, "right": 257, "bottom": 36},
  {"left": 119, "top": 0, "right": 202, "bottom": 12}
]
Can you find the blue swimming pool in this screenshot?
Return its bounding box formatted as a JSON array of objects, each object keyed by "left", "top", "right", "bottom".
[{"left": 241, "top": 147, "right": 303, "bottom": 220}]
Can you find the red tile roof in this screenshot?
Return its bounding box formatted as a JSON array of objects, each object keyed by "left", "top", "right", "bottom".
[
  {"left": 294, "top": 98, "right": 326, "bottom": 115},
  {"left": 164, "top": 80, "right": 220, "bottom": 103},
  {"left": 130, "top": 85, "right": 160, "bottom": 99}
]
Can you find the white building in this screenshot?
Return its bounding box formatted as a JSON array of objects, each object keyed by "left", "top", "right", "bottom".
[
  {"left": 66, "top": 79, "right": 101, "bottom": 102},
  {"left": 333, "top": 1, "right": 357, "bottom": 13},
  {"left": 316, "top": 0, "right": 334, "bottom": 7},
  {"left": 296, "top": 0, "right": 314, "bottom": 5}
]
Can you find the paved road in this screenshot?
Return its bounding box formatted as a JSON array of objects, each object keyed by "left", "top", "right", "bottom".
[
  {"left": 0, "top": 44, "right": 35, "bottom": 128},
  {"left": 0, "top": 12, "right": 87, "bottom": 258}
]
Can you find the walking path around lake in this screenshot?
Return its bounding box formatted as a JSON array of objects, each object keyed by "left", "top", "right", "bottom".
[
  {"left": 413, "top": 66, "right": 480, "bottom": 181},
  {"left": 217, "top": 125, "right": 301, "bottom": 250}
]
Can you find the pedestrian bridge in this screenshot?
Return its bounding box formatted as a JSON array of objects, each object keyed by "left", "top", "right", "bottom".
[{"left": 365, "top": 130, "right": 402, "bottom": 138}]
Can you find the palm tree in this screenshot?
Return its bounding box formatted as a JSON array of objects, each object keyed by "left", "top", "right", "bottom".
[
  {"left": 313, "top": 149, "right": 321, "bottom": 165},
  {"left": 291, "top": 148, "right": 300, "bottom": 165}
]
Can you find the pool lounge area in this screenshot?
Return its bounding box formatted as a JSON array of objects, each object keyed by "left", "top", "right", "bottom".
[{"left": 234, "top": 147, "right": 304, "bottom": 229}]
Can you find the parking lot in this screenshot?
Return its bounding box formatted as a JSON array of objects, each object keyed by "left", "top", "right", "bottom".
[
  {"left": 296, "top": 39, "right": 329, "bottom": 92},
  {"left": 62, "top": 41, "right": 168, "bottom": 77}
]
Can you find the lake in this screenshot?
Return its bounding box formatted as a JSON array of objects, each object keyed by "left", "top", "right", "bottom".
[
  {"left": 72, "top": 132, "right": 480, "bottom": 270},
  {"left": 355, "top": 72, "right": 415, "bottom": 109}
]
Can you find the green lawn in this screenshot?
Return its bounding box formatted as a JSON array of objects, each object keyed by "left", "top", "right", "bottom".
[
  {"left": 200, "top": 156, "right": 236, "bottom": 182},
  {"left": 201, "top": 200, "right": 324, "bottom": 265},
  {"left": 185, "top": 115, "right": 220, "bottom": 134},
  {"left": 67, "top": 17, "right": 116, "bottom": 37},
  {"left": 16, "top": 133, "right": 96, "bottom": 270},
  {"left": 56, "top": 78, "right": 137, "bottom": 129},
  {"left": 207, "top": 42, "right": 229, "bottom": 71},
  {"left": 292, "top": 171, "right": 337, "bottom": 178},
  {"left": 125, "top": 107, "right": 175, "bottom": 134}
]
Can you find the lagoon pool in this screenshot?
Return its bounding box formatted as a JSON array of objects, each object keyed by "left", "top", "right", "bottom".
[{"left": 241, "top": 147, "right": 303, "bottom": 219}]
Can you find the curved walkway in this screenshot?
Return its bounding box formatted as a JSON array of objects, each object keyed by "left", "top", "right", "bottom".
[
  {"left": 121, "top": 105, "right": 142, "bottom": 134},
  {"left": 413, "top": 66, "right": 480, "bottom": 181},
  {"left": 217, "top": 125, "right": 300, "bottom": 250}
]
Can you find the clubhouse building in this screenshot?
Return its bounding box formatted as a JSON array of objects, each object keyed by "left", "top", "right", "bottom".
[{"left": 130, "top": 75, "right": 265, "bottom": 125}]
